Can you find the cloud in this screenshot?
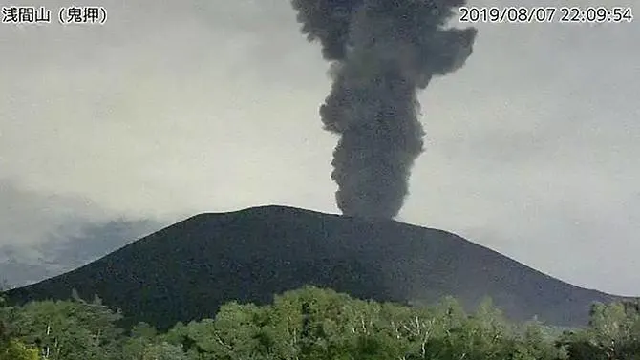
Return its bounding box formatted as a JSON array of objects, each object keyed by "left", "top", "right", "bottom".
[
  {"left": 0, "top": 180, "right": 107, "bottom": 245},
  {"left": 0, "top": 180, "right": 164, "bottom": 286},
  {"left": 0, "top": 178, "right": 166, "bottom": 242}
]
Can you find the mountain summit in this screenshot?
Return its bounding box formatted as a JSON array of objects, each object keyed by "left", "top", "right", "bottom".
[{"left": 5, "top": 205, "right": 624, "bottom": 330}]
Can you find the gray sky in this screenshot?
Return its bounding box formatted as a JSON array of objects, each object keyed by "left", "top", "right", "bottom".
[{"left": 1, "top": 0, "right": 638, "bottom": 296}]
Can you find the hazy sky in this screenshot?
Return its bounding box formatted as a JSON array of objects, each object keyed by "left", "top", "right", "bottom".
[{"left": 1, "top": 0, "right": 638, "bottom": 296}]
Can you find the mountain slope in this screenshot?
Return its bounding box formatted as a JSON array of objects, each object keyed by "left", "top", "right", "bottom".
[{"left": 4, "top": 205, "right": 627, "bottom": 330}]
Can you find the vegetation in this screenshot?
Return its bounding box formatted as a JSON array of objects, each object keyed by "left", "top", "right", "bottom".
[{"left": 1, "top": 286, "right": 639, "bottom": 359}]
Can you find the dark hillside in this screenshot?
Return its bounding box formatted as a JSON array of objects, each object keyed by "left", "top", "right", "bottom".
[{"left": 5, "top": 205, "right": 625, "bottom": 330}]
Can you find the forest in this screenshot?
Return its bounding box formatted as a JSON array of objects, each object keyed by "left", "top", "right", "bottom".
[{"left": 1, "top": 286, "right": 639, "bottom": 360}]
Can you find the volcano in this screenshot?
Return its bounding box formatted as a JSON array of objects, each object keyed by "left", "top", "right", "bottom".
[{"left": 4, "top": 205, "right": 627, "bottom": 330}]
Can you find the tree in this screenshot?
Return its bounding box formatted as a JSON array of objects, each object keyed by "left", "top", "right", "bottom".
[
  {"left": 559, "top": 301, "right": 640, "bottom": 360},
  {"left": 0, "top": 339, "right": 40, "bottom": 360},
  {"left": 2, "top": 285, "right": 636, "bottom": 360},
  {"left": 139, "top": 341, "right": 187, "bottom": 360},
  {"left": 0, "top": 291, "right": 39, "bottom": 360},
  {"left": 8, "top": 296, "right": 123, "bottom": 360}
]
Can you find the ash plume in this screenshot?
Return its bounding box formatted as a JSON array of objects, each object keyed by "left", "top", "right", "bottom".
[{"left": 291, "top": 0, "right": 477, "bottom": 219}]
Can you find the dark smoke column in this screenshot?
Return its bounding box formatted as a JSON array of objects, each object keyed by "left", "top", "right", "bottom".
[{"left": 291, "top": 0, "right": 477, "bottom": 219}]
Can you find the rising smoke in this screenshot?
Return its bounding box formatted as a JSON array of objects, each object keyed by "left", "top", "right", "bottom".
[{"left": 291, "top": 0, "right": 477, "bottom": 219}]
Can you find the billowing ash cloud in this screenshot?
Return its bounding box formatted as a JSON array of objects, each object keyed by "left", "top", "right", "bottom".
[{"left": 291, "top": 0, "right": 477, "bottom": 219}]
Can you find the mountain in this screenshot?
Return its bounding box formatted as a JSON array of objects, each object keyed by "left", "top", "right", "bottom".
[{"left": 3, "top": 205, "right": 630, "bottom": 330}]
